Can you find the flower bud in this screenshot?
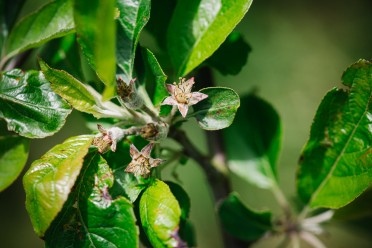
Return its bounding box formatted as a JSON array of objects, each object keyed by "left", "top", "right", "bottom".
[
  {"left": 92, "top": 124, "right": 125, "bottom": 153},
  {"left": 117, "top": 77, "right": 143, "bottom": 109},
  {"left": 140, "top": 122, "right": 169, "bottom": 142}
]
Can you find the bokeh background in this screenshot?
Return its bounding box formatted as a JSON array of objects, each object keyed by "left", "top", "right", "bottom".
[{"left": 0, "top": 0, "right": 371, "bottom": 247}]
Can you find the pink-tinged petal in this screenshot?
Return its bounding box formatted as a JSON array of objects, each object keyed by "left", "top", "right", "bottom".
[
  {"left": 130, "top": 144, "right": 140, "bottom": 157},
  {"left": 189, "top": 92, "right": 208, "bottom": 105},
  {"left": 110, "top": 142, "right": 117, "bottom": 152},
  {"left": 166, "top": 84, "right": 176, "bottom": 94},
  {"left": 162, "top": 96, "right": 178, "bottom": 106},
  {"left": 149, "top": 158, "right": 165, "bottom": 168},
  {"left": 141, "top": 143, "right": 154, "bottom": 157},
  {"left": 178, "top": 103, "right": 189, "bottom": 118},
  {"left": 183, "top": 77, "right": 195, "bottom": 92}
]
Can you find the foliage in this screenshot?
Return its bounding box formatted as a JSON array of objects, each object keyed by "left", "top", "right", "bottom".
[{"left": 0, "top": 0, "right": 370, "bottom": 247}]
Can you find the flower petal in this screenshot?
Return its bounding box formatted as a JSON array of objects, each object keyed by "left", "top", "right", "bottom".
[
  {"left": 166, "top": 84, "right": 176, "bottom": 94},
  {"left": 178, "top": 103, "right": 189, "bottom": 118},
  {"left": 141, "top": 142, "right": 154, "bottom": 157},
  {"left": 149, "top": 158, "right": 165, "bottom": 168},
  {"left": 162, "top": 96, "right": 178, "bottom": 106},
  {"left": 130, "top": 144, "right": 140, "bottom": 157},
  {"left": 110, "top": 141, "right": 117, "bottom": 152},
  {"left": 183, "top": 77, "right": 195, "bottom": 92},
  {"left": 189, "top": 92, "right": 208, "bottom": 105}
]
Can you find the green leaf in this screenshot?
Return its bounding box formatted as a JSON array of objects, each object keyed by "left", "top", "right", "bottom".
[
  {"left": 45, "top": 153, "right": 138, "bottom": 248},
  {"left": 191, "top": 87, "right": 240, "bottom": 130},
  {"left": 206, "top": 31, "right": 251, "bottom": 75},
  {"left": 140, "top": 179, "right": 182, "bottom": 248},
  {"left": 0, "top": 69, "right": 72, "bottom": 138},
  {"left": 167, "top": 0, "right": 253, "bottom": 76},
  {"left": 4, "top": 0, "right": 74, "bottom": 60},
  {"left": 39, "top": 59, "right": 126, "bottom": 119},
  {"left": 116, "top": 0, "right": 151, "bottom": 81},
  {"left": 166, "top": 181, "right": 196, "bottom": 247},
  {"left": 103, "top": 138, "right": 151, "bottom": 202},
  {"left": 166, "top": 181, "right": 190, "bottom": 220},
  {"left": 0, "top": 130, "right": 29, "bottom": 192},
  {"left": 334, "top": 188, "right": 372, "bottom": 221},
  {"left": 297, "top": 59, "right": 372, "bottom": 209},
  {"left": 219, "top": 193, "right": 272, "bottom": 241},
  {"left": 223, "top": 95, "right": 281, "bottom": 188},
  {"left": 40, "top": 34, "right": 84, "bottom": 81},
  {"left": 74, "top": 0, "right": 116, "bottom": 100},
  {"left": 145, "top": 0, "right": 176, "bottom": 50},
  {"left": 23, "top": 135, "right": 93, "bottom": 237},
  {"left": 135, "top": 47, "right": 168, "bottom": 106}
]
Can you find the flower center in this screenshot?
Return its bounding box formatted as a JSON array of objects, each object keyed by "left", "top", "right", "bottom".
[
  {"left": 174, "top": 85, "right": 192, "bottom": 104},
  {"left": 136, "top": 155, "right": 150, "bottom": 167}
]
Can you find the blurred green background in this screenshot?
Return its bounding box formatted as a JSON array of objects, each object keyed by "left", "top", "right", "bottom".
[{"left": 0, "top": 0, "right": 371, "bottom": 247}]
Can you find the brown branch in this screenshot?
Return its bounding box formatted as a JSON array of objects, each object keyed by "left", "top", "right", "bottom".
[{"left": 169, "top": 128, "right": 250, "bottom": 248}]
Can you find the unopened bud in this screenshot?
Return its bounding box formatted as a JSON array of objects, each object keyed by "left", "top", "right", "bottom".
[
  {"left": 140, "top": 122, "right": 169, "bottom": 142},
  {"left": 92, "top": 124, "right": 125, "bottom": 153},
  {"left": 117, "top": 78, "right": 143, "bottom": 109}
]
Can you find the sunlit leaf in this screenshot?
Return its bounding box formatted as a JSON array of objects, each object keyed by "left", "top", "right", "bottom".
[
  {"left": 334, "top": 188, "right": 372, "bottom": 221},
  {"left": 167, "top": 0, "right": 253, "bottom": 76},
  {"left": 0, "top": 127, "right": 29, "bottom": 192},
  {"left": 140, "top": 179, "right": 182, "bottom": 247},
  {"left": 297, "top": 59, "right": 372, "bottom": 209},
  {"left": 74, "top": 0, "right": 116, "bottom": 100},
  {"left": 219, "top": 193, "right": 272, "bottom": 241},
  {"left": 191, "top": 87, "right": 240, "bottom": 130},
  {"left": 5, "top": 0, "right": 74, "bottom": 60},
  {"left": 206, "top": 31, "right": 251, "bottom": 75},
  {"left": 39, "top": 34, "right": 84, "bottom": 81},
  {"left": 223, "top": 95, "right": 281, "bottom": 188},
  {"left": 40, "top": 60, "right": 126, "bottom": 119},
  {"left": 116, "top": 0, "right": 151, "bottom": 82},
  {"left": 23, "top": 135, "right": 93, "bottom": 236},
  {"left": 45, "top": 153, "right": 138, "bottom": 248},
  {"left": 166, "top": 181, "right": 196, "bottom": 247},
  {"left": 0, "top": 69, "right": 72, "bottom": 138}
]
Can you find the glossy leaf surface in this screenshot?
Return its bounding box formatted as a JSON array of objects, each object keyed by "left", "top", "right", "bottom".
[
  {"left": 167, "top": 0, "right": 253, "bottom": 76},
  {"left": 40, "top": 34, "right": 84, "bottom": 81},
  {"left": 74, "top": 0, "right": 116, "bottom": 100},
  {"left": 223, "top": 95, "right": 281, "bottom": 188},
  {"left": 192, "top": 87, "right": 240, "bottom": 130},
  {"left": 45, "top": 153, "right": 138, "bottom": 248},
  {"left": 23, "top": 135, "right": 93, "bottom": 236},
  {"left": 5, "top": 0, "right": 74, "bottom": 59},
  {"left": 206, "top": 31, "right": 251, "bottom": 75},
  {"left": 39, "top": 60, "right": 117, "bottom": 118},
  {"left": 0, "top": 128, "right": 29, "bottom": 192},
  {"left": 297, "top": 59, "right": 372, "bottom": 209},
  {"left": 219, "top": 193, "right": 272, "bottom": 241},
  {"left": 140, "top": 179, "right": 182, "bottom": 247},
  {"left": 0, "top": 69, "right": 71, "bottom": 138},
  {"left": 116, "top": 0, "right": 151, "bottom": 81}
]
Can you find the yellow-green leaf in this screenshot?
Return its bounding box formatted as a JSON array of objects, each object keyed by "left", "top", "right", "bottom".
[{"left": 23, "top": 135, "right": 93, "bottom": 236}]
